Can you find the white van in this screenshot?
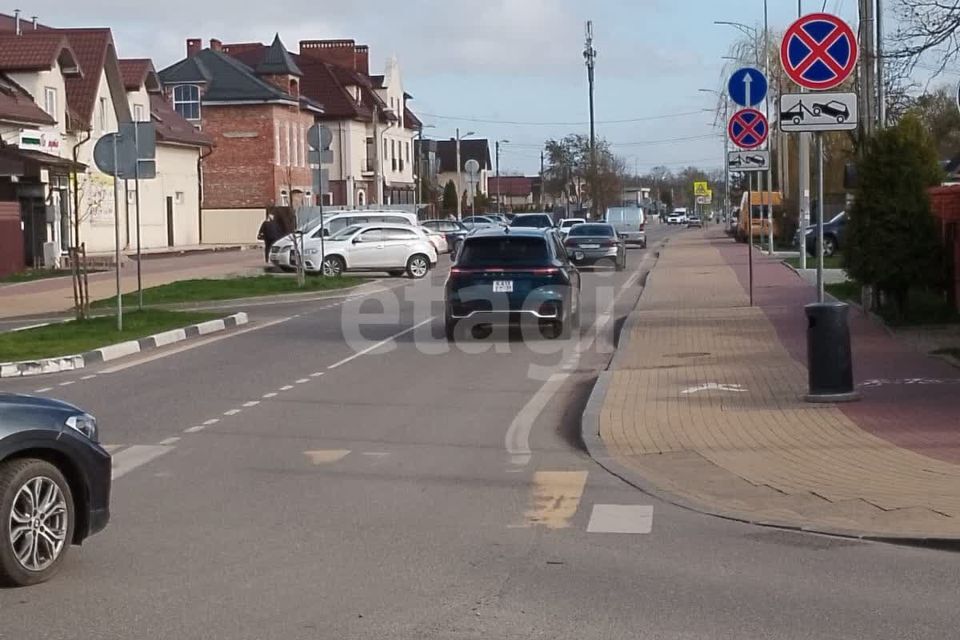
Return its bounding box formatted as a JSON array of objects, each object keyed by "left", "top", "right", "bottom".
[
  {"left": 269, "top": 211, "right": 419, "bottom": 270},
  {"left": 604, "top": 207, "right": 646, "bottom": 247}
]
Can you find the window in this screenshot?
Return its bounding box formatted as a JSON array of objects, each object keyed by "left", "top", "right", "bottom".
[
  {"left": 174, "top": 191, "right": 185, "bottom": 204},
  {"left": 280, "top": 190, "right": 290, "bottom": 206},
  {"left": 357, "top": 190, "right": 366, "bottom": 206},
  {"left": 172, "top": 85, "right": 200, "bottom": 121},
  {"left": 358, "top": 228, "right": 385, "bottom": 243},
  {"left": 133, "top": 103, "right": 145, "bottom": 122},
  {"left": 288, "top": 123, "right": 294, "bottom": 167},
  {"left": 275, "top": 122, "right": 281, "bottom": 164},
  {"left": 98, "top": 97, "right": 108, "bottom": 132},
  {"left": 43, "top": 87, "right": 57, "bottom": 119},
  {"left": 391, "top": 140, "right": 397, "bottom": 171},
  {"left": 406, "top": 142, "right": 410, "bottom": 162},
  {"left": 364, "top": 137, "right": 375, "bottom": 172},
  {"left": 383, "top": 228, "right": 418, "bottom": 241}
]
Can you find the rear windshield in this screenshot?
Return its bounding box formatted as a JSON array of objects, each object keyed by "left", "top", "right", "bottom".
[
  {"left": 511, "top": 216, "right": 551, "bottom": 228},
  {"left": 458, "top": 236, "right": 550, "bottom": 266},
  {"left": 607, "top": 208, "right": 642, "bottom": 224},
  {"left": 569, "top": 225, "right": 614, "bottom": 237}
]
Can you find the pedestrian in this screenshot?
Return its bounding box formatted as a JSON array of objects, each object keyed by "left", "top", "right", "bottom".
[{"left": 257, "top": 213, "right": 281, "bottom": 263}]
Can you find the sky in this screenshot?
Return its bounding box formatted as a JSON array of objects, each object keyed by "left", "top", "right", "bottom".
[{"left": 17, "top": 0, "right": 956, "bottom": 176}]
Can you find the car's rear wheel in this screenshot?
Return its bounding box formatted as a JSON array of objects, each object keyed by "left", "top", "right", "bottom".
[
  {"left": 823, "top": 236, "right": 837, "bottom": 257},
  {"left": 0, "top": 459, "right": 75, "bottom": 587},
  {"left": 406, "top": 254, "right": 430, "bottom": 279},
  {"left": 321, "top": 256, "right": 344, "bottom": 277}
]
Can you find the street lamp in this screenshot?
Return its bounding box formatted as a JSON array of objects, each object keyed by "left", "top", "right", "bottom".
[
  {"left": 495, "top": 139, "right": 510, "bottom": 214},
  {"left": 416, "top": 124, "right": 436, "bottom": 208},
  {"left": 455, "top": 128, "right": 475, "bottom": 220},
  {"left": 714, "top": 20, "right": 760, "bottom": 64}
]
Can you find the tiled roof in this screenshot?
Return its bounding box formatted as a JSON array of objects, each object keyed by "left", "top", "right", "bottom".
[
  {"left": 488, "top": 176, "right": 534, "bottom": 198},
  {"left": 159, "top": 49, "right": 298, "bottom": 104},
  {"left": 0, "top": 32, "right": 78, "bottom": 72},
  {"left": 436, "top": 138, "right": 491, "bottom": 173},
  {"left": 149, "top": 93, "right": 212, "bottom": 148},
  {"left": 118, "top": 58, "right": 154, "bottom": 90},
  {"left": 0, "top": 73, "right": 55, "bottom": 126},
  {"left": 0, "top": 13, "right": 52, "bottom": 32},
  {"left": 256, "top": 34, "right": 302, "bottom": 77},
  {"left": 56, "top": 28, "right": 117, "bottom": 129}
]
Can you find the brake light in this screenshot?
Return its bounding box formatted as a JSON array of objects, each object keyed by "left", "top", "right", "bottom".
[
  {"left": 600, "top": 240, "right": 616, "bottom": 247},
  {"left": 525, "top": 268, "right": 560, "bottom": 275}
]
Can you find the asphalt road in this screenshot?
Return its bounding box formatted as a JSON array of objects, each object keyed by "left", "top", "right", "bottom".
[{"left": 1, "top": 223, "right": 958, "bottom": 639}]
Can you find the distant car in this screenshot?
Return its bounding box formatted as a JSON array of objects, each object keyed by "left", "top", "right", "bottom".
[
  {"left": 510, "top": 213, "right": 555, "bottom": 229},
  {"left": 558, "top": 217, "right": 587, "bottom": 236},
  {"left": 604, "top": 207, "right": 646, "bottom": 247},
  {"left": 813, "top": 101, "right": 849, "bottom": 122},
  {"left": 0, "top": 394, "right": 111, "bottom": 586},
  {"left": 462, "top": 216, "right": 498, "bottom": 229},
  {"left": 300, "top": 223, "right": 437, "bottom": 278},
  {"left": 686, "top": 214, "right": 703, "bottom": 229},
  {"left": 421, "top": 219, "right": 469, "bottom": 254},
  {"left": 666, "top": 209, "right": 686, "bottom": 225},
  {"left": 564, "top": 223, "right": 626, "bottom": 271},
  {"left": 445, "top": 227, "right": 581, "bottom": 340},
  {"left": 799, "top": 211, "right": 847, "bottom": 258},
  {"left": 424, "top": 229, "right": 449, "bottom": 254}
]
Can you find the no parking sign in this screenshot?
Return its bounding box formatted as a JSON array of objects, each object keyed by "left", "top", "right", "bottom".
[{"left": 780, "top": 13, "right": 858, "bottom": 90}]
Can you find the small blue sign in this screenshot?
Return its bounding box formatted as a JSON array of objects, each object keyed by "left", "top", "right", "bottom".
[{"left": 727, "top": 67, "right": 768, "bottom": 108}]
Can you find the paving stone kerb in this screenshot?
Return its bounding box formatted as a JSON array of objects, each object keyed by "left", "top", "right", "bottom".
[
  {"left": 0, "top": 313, "right": 248, "bottom": 378},
  {"left": 587, "top": 230, "right": 960, "bottom": 540}
]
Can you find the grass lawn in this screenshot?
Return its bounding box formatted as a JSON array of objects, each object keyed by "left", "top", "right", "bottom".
[
  {"left": 91, "top": 274, "right": 366, "bottom": 309},
  {"left": 0, "top": 269, "right": 80, "bottom": 284},
  {"left": 825, "top": 282, "right": 960, "bottom": 327},
  {"left": 784, "top": 255, "right": 845, "bottom": 270},
  {"left": 0, "top": 310, "right": 221, "bottom": 362}
]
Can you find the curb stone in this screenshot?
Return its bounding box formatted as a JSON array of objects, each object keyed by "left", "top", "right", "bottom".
[
  {"left": 581, "top": 242, "right": 960, "bottom": 546},
  {"left": 0, "top": 312, "right": 248, "bottom": 378}
]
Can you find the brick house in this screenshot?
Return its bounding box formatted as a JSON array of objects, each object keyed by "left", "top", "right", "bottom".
[
  {"left": 487, "top": 176, "right": 536, "bottom": 210},
  {"left": 217, "top": 38, "right": 420, "bottom": 208},
  {"left": 159, "top": 35, "right": 323, "bottom": 243}
]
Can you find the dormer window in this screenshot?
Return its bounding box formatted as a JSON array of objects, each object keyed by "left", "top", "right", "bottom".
[{"left": 173, "top": 84, "right": 201, "bottom": 121}]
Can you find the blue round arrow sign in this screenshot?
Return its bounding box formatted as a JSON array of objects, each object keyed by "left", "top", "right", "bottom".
[{"left": 727, "top": 67, "right": 768, "bottom": 107}]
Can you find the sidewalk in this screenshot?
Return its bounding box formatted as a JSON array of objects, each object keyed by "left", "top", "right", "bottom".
[
  {"left": 0, "top": 249, "right": 265, "bottom": 320},
  {"left": 590, "top": 229, "right": 960, "bottom": 540}
]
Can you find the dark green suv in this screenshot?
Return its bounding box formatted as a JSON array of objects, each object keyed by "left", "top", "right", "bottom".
[{"left": 444, "top": 228, "right": 581, "bottom": 340}]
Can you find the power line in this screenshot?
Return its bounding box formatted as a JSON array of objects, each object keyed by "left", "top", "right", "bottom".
[
  {"left": 506, "top": 132, "right": 720, "bottom": 150},
  {"left": 418, "top": 110, "right": 709, "bottom": 127}
]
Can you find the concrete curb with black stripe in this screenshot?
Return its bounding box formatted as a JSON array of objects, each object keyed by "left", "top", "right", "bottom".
[{"left": 0, "top": 313, "right": 248, "bottom": 379}]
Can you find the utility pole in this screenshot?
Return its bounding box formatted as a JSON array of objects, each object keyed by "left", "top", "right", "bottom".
[
  {"left": 495, "top": 140, "right": 509, "bottom": 214},
  {"left": 763, "top": 0, "right": 774, "bottom": 255},
  {"left": 373, "top": 107, "right": 383, "bottom": 205},
  {"left": 540, "top": 150, "right": 545, "bottom": 210},
  {"left": 456, "top": 127, "right": 462, "bottom": 220},
  {"left": 876, "top": 0, "right": 886, "bottom": 128},
  {"left": 860, "top": 0, "right": 876, "bottom": 137},
  {"left": 584, "top": 20, "right": 597, "bottom": 219}
]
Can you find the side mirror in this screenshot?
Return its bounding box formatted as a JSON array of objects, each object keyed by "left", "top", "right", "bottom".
[
  {"left": 352, "top": 236, "right": 364, "bottom": 244},
  {"left": 322, "top": 228, "right": 330, "bottom": 237}
]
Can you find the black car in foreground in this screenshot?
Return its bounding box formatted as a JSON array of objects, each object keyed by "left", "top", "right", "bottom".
[
  {"left": 444, "top": 227, "right": 581, "bottom": 340},
  {"left": 564, "top": 223, "right": 626, "bottom": 271},
  {"left": 0, "top": 394, "right": 111, "bottom": 586}
]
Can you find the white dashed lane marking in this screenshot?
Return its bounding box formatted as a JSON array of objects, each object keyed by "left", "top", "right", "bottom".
[
  {"left": 184, "top": 426, "right": 205, "bottom": 434},
  {"left": 34, "top": 387, "right": 52, "bottom": 393},
  {"left": 262, "top": 392, "right": 278, "bottom": 398},
  {"left": 586, "top": 505, "right": 654, "bottom": 534},
  {"left": 223, "top": 409, "right": 242, "bottom": 416},
  {"left": 243, "top": 401, "right": 261, "bottom": 407},
  {"left": 158, "top": 436, "right": 181, "bottom": 446},
  {"left": 59, "top": 380, "right": 75, "bottom": 387},
  {"left": 203, "top": 418, "right": 220, "bottom": 426},
  {"left": 296, "top": 378, "right": 310, "bottom": 384},
  {"left": 280, "top": 385, "right": 294, "bottom": 391}
]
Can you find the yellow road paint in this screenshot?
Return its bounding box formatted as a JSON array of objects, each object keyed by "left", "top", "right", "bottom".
[
  {"left": 304, "top": 450, "right": 351, "bottom": 465},
  {"left": 524, "top": 471, "right": 588, "bottom": 529}
]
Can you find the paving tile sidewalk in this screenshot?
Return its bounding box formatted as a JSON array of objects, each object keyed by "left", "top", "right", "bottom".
[
  {"left": 595, "top": 229, "right": 960, "bottom": 539},
  {"left": 0, "top": 249, "right": 265, "bottom": 320}
]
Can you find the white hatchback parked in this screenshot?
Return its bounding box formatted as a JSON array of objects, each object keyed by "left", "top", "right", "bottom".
[{"left": 300, "top": 223, "right": 438, "bottom": 278}]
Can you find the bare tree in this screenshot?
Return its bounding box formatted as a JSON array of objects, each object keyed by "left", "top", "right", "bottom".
[{"left": 888, "top": 0, "right": 960, "bottom": 75}]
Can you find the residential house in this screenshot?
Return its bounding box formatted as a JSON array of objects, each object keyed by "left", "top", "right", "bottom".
[
  {"left": 487, "top": 176, "right": 535, "bottom": 210},
  {"left": 217, "top": 37, "right": 419, "bottom": 208},
  {"left": 435, "top": 138, "right": 491, "bottom": 206},
  {"left": 0, "top": 14, "right": 212, "bottom": 273},
  {"left": 118, "top": 58, "right": 212, "bottom": 248},
  {"left": 159, "top": 35, "right": 324, "bottom": 243}
]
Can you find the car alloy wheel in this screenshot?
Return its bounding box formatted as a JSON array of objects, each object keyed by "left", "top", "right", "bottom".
[
  {"left": 823, "top": 237, "right": 837, "bottom": 257},
  {"left": 0, "top": 459, "right": 75, "bottom": 586},
  {"left": 407, "top": 255, "right": 430, "bottom": 279},
  {"left": 321, "top": 256, "right": 344, "bottom": 277}
]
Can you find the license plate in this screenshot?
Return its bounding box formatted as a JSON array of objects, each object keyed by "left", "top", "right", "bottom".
[
  {"left": 492, "top": 280, "right": 513, "bottom": 293},
  {"left": 581, "top": 243, "right": 600, "bottom": 249}
]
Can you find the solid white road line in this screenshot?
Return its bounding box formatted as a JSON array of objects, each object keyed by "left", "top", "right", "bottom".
[
  {"left": 327, "top": 317, "right": 435, "bottom": 370},
  {"left": 587, "top": 505, "right": 654, "bottom": 534},
  {"left": 111, "top": 445, "right": 173, "bottom": 480},
  {"left": 99, "top": 317, "right": 293, "bottom": 374},
  {"left": 505, "top": 373, "right": 570, "bottom": 466}
]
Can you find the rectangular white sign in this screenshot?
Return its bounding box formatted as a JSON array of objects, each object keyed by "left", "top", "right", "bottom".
[
  {"left": 779, "top": 92, "right": 859, "bottom": 132},
  {"left": 727, "top": 150, "right": 769, "bottom": 172}
]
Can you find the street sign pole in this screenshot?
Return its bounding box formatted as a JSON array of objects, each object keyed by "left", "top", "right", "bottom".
[
  {"left": 134, "top": 122, "right": 143, "bottom": 310},
  {"left": 112, "top": 133, "right": 123, "bottom": 331},
  {"left": 816, "top": 132, "right": 825, "bottom": 302},
  {"left": 747, "top": 172, "right": 754, "bottom": 307}
]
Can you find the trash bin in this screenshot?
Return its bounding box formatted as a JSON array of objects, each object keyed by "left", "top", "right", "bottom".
[{"left": 804, "top": 302, "right": 860, "bottom": 403}]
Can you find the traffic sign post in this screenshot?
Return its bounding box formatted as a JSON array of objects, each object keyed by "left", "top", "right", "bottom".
[
  {"left": 728, "top": 109, "right": 769, "bottom": 150},
  {"left": 780, "top": 13, "right": 858, "bottom": 91},
  {"left": 779, "top": 92, "right": 858, "bottom": 132},
  {"left": 728, "top": 67, "right": 768, "bottom": 107}
]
